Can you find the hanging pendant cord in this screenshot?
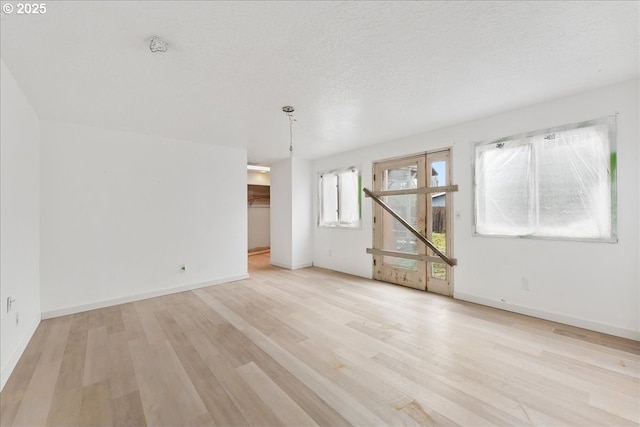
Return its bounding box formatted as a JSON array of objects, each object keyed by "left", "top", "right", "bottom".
[
  {"left": 289, "top": 115, "right": 293, "bottom": 153},
  {"left": 282, "top": 106, "right": 296, "bottom": 155}
]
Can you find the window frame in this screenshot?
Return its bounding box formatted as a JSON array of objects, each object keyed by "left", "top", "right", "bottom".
[
  {"left": 472, "top": 116, "right": 617, "bottom": 243},
  {"left": 318, "top": 166, "right": 362, "bottom": 229}
]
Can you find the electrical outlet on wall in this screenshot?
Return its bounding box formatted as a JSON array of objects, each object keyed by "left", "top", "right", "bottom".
[{"left": 521, "top": 277, "right": 530, "bottom": 291}]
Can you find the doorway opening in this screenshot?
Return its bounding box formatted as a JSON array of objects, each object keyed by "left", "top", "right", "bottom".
[{"left": 247, "top": 169, "right": 270, "bottom": 258}]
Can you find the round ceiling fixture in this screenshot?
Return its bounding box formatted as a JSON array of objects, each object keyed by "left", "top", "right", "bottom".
[
  {"left": 282, "top": 106, "right": 294, "bottom": 113},
  {"left": 150, "top": 36, "right": 167, "bottom": 53}
]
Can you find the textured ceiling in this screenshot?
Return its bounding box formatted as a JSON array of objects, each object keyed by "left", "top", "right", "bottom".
[{"left": 1, "top": 1, "right": 638, "bottom": 164}]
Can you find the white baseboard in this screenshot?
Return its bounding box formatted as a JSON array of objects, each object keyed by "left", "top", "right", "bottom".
[
  {"left": 1, "top": 315, "right": 40, "bottom": 391},
  {"left": 454, "top": 292, "right": 639, "bottom": 341},
  {"left": 41, "top": 274, "right": 249, "bottom": 320},
  {"left": 248, "top": 249, "right": 270, "bottom": 256},
  {"left": 270, "top": 261, "right": 313, "bottom": 270}
]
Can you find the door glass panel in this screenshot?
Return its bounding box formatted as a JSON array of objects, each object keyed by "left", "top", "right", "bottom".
[
  {"left": 382, "top": 195, "right": 418, "bottom": 271},
  {"left": 385, "top": 166, "right": 418, "bottom": 190},
  {"left": 432, "top": 262, "right": 446, "bottom": 280},
  {"left": 382, "top": 165, "right": 418, "bottom": 270},
  {"left": 383, "top": 255, "right": 418, "bottom": 271},
  {"left": 430, "top": 180, "right": 447, "bottom": 280},
  {"left": 431, "top": 160, "right": 447, "bottom": 187}
]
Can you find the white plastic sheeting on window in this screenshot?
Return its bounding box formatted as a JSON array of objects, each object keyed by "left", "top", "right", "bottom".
[
  {"left": 338, "top": 170, "right": 360, "bottom": 225},
  {"left": 318, "top": 167, "right": 361, "bottom": 228},
  {"left": 474, "top": 117, "right": 616, "bottom": 241},
  {"left": 536, "top": 124, "right": 611, "bottom": 238},
  {"left": 476, "top": 140, "right": 533, "bottom": 236},
  {"left": 320, "top": 173, "right": 338, "bottom": 226}
]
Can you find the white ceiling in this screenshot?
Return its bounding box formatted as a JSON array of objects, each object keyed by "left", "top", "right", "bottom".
[{"left": 1, "top": 1, "right": 638, "bottom": 164}]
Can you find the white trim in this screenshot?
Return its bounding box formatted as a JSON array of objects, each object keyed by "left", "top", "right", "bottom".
[
  {"left": 41, "top": 274, "right": 249, "bottom": 320},
  {"left": 1, "top": 315, "right": 40, "bottom": 391},
  {"left": 454, "top": 292, "right": 639, "bottom": 341},
  {"left": 269, "top": 261, "right": 313, "bottom": 270}
]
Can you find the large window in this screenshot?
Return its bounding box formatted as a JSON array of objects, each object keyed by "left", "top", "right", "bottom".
[
  {"left": 319, "top": 167, "right": 361, "bottom": 228},
  {"left": 473, "top": 117, "right": 616, "bottom": 241}
]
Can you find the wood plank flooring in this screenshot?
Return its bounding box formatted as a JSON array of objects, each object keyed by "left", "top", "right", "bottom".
[{"left": 2, "top": 252, "right": 639, "bottom": 426}]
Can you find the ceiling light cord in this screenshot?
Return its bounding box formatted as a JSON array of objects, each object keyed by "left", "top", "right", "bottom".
[
  {"left": 289, "top": 115, "right": 293, "bottom": 153},
  {"left": 282, "top": 106, "right": 296, "bottom": 155}
]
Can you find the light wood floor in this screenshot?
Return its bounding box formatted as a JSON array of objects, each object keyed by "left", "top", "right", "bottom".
[{"left": 2, "top": 253, "right": 639, "bottom": 426}]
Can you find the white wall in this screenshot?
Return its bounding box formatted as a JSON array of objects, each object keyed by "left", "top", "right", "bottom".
[
  {"left": 0, "top": 59, "right": 41, "bottom": 390},
  {"left": 292, "top": 157, "right": 313, "bottom": 268},
  {"left": 270, "top": 158, "right": 292, "bottom": 268},
  {"left": 313, "top": 78, "right": 640, "bottom": 339},
  {"left": 247, "top": 170, "right": 270, "bottom": 186},
  {"left": 248, "top": 207, "right": 270, "bottom": 251},
  {"left": 40, "top": 120, "right": 248, "bottom": 317},
  {"left": 270, "top": 156, "right": 312, "bottom": 269}
]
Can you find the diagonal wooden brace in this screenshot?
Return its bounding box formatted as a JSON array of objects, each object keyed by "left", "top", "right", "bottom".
[{"left": 364, "top": 187, "right": 457, "bottom": 267}]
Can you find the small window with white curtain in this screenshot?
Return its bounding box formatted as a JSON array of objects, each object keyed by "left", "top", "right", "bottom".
[
  {"left": 473, "top": 116, "right": 616, "bottom": 242},
  {"left": 319, "top": 167, "right": 361, "bottom": 228}
]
